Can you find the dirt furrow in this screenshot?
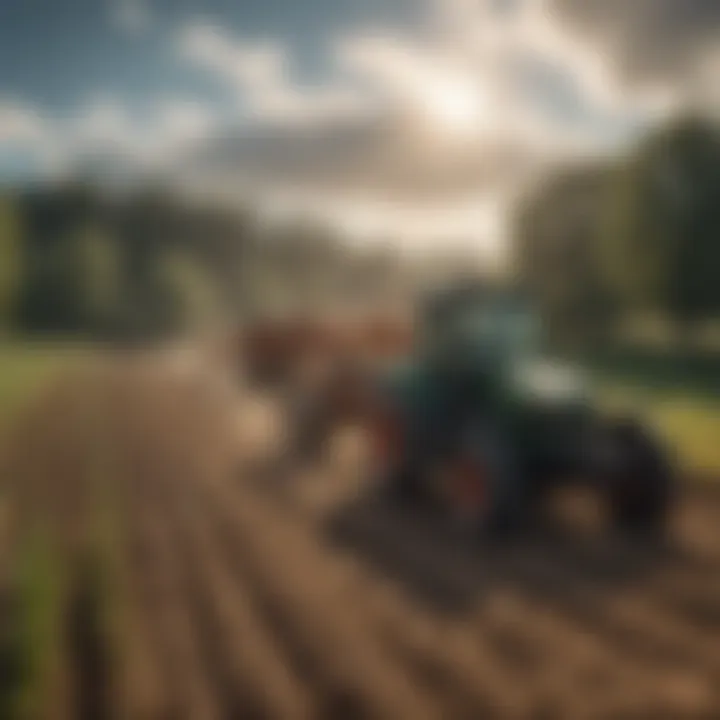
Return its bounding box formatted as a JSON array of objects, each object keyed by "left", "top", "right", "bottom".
[
  {"left": 478, "top": 590, "right": 713, "bottom": 718},
  {"left": 132, "top": 493, "right": 223, "bottom": 720},
  {"left": 485, "top": 549, "right": 719, "bottom": 710},
  {"left": 170, "top": 480, "right": 316, "bottom": 720},
  {"left": 229, "top": 472, "right": 536, "bottom": 717},
  {"left": 118, "top": 544, "right": 170, "bottom": 720},
  {"left": 11, "top": 358, "right": 720, "bottom": 720},
  {"left": 203, "top": 476, "right": 447, "bottom": 720},
  {"left": 522, "top": 539, "right": 720, "bottom": 673},
  {"left": 131, "top": 368, "right": 325, "bottom": 719},
  {"left": 361, "top": 583, "right": 544, "bottom": 719}
]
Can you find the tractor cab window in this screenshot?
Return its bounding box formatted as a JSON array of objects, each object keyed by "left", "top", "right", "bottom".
[
  {"left": 446, "top": 299, "right": 539, "bottom": 358},
  {"left": 498, "top": 308, "right": 540, "bottom": 357}
]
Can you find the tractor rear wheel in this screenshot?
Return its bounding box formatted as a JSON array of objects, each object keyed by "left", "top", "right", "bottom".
[{"left": 597, "top": 418, "right": 676, "bottom": 539}]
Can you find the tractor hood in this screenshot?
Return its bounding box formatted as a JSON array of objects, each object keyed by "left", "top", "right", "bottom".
[{"left": 511, "top": 359, "right": 589, "bottom": 404}]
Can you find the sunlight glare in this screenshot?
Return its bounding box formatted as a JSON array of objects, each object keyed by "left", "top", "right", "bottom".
[{"left": 425, "top": 77, "right": 485, "bottom": 137}]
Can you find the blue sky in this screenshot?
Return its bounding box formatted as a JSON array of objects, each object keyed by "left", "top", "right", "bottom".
[
  {"left": 0, "top": 0, "right": 424, "bottom": 112},
  {"left": 0, "top": 0, "right": 717, "bottom": 250}
]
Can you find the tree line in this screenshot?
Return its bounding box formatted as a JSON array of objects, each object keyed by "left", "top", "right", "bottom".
[
  {"left": 0, "top": 183, "right": 413, "bottom": 342},
  {"left": 512, "top": 115, "right": 720, "bottom": 351},
  {"left": 3, "top": 113, "right": 716, "bottom": 349}
]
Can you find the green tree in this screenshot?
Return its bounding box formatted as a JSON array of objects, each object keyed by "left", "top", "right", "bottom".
[
  {"left": 602, "top": 116, "right": 720, "bottom": 335},
  {"left": 159, "top": 250, "right": 222, "bottom": 333},
  {"left": 0, "top": 196, "right": 23, "bottom": 335},
  {"left": 72, "top": 224, "right": 122, "bottom": 334},
  {"left": 16, "top": 184, "right": 101, "bottom": 334},
  {"left": 512, "top": 163, "right": 618, "bottom": 348}
]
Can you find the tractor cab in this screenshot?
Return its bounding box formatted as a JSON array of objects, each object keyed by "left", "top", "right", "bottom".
[
  {"left": 415, "top": 281, "right": 587, "bottom": 409},
  {"left": 419, "top": 282, "right": 538, "bottom": 369}
]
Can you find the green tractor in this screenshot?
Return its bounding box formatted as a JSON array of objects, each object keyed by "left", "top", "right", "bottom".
[{"left": 364, "top": 281, "right": 676, "bottom": 540}]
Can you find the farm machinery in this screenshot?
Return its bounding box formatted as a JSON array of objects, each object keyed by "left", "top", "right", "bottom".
[{"left": 294, "top": 280, "right": 676, "bottom": 539}]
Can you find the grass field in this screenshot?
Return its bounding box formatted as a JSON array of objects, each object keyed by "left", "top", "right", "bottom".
[
  {"left": 576, "top": 347, "right": 720, "bottom": 475},
  {"left": 594, "top": 377, "right": 720, "bottom": 476},
  {"left": 0, "top": 343, "right": 88, "bottom": 436},
  {"left": 0, "top": 345, "right": 101, "bottom": 720}
]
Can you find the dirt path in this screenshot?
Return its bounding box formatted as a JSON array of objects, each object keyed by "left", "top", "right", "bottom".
[{"left": 3, "top": 354, "right": 720, "bottom": 719}]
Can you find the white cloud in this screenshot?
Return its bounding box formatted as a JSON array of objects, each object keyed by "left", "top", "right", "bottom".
[
  {"left": 66, "top": 96, "right": 219, "bottom": 169},
  {"left": 154, "top": 99, "right": 216, "bottom": 147},
  {"left": 513, "top": 1, "right": 681, "bottom": 118},
  {"left": 8, "top": 0, "right": 714, "bottom": 252},
  {"left": 545, "top": 0, "right": 720, "bottom": 91},
  {"left": 0, "top": 94, "right": 221, "bottom": 183},
  {"left": 179, "top": 24, "right": 285, "bottom": 94},
  {"left": 71, "top": 99, "right": 135, "bottom": 149},
  {"left": 172, "top": 7, "right": 644, "bottom": 250},
  {"left": 326, "top": 194, "right": 510, "bottom": 253},
  {"left": 0, "top": 102, "right": 48, "bottom": 144},
  {"left": 0, "top": 100, "right": 65, "bottom": 176},
  {"left": 178, "top": 22, "right": 371, "bottom": 125},
  {"left": 177, "top": 3, "right": 669, "bottom": 168},
  {"left": 332, "top": 3, "right": 662, "bottom": 161},
  {"left": 336, "top": 34, "right": 498, "bottom": 141}
]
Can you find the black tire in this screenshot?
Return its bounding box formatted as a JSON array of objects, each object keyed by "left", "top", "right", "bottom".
[
  {"left": 377, "top": 421, "right": 525, "bottom": 540},
  {"left": 598, "top": 418, "right": 676, "bottom": 539},
  {"left": 470, "top": 428, "right": 527, "bottom": 539},
  {"left": 381, "top": 464, "right": 424, "bottom": 506},
  {"left": 460, "top": 423, "right": 526, "bottom": 540}
]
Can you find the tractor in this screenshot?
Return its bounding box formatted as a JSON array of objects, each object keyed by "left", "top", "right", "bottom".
[{"left": 296, "top": 280, "right": 676, "bottom": 540}]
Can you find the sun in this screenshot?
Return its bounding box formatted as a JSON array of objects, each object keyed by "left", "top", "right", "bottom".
[{"left": 426, "top": 78, "right": 484, "bottom": 136}]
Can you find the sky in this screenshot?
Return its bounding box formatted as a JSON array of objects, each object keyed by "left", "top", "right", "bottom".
[{"left": 1, "top": 0, "right": 718, "bottom": 257}]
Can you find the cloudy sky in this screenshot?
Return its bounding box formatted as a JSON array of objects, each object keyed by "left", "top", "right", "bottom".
[{"left": 0, "top": 0, "right": 718, "bottom": 254}]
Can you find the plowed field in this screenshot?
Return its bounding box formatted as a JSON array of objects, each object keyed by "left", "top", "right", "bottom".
[{"left": 2, "top": 353, "right": 720, "bottom": 720}]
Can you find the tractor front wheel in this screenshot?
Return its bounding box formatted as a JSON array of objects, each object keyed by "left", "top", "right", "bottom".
[{"left": 446, "top": 424, "right": 525, "bottom": 541}]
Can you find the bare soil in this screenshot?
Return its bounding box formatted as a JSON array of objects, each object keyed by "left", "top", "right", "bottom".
[{"left": 3, "top": 353, "right": 720, "bottom": 719}]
